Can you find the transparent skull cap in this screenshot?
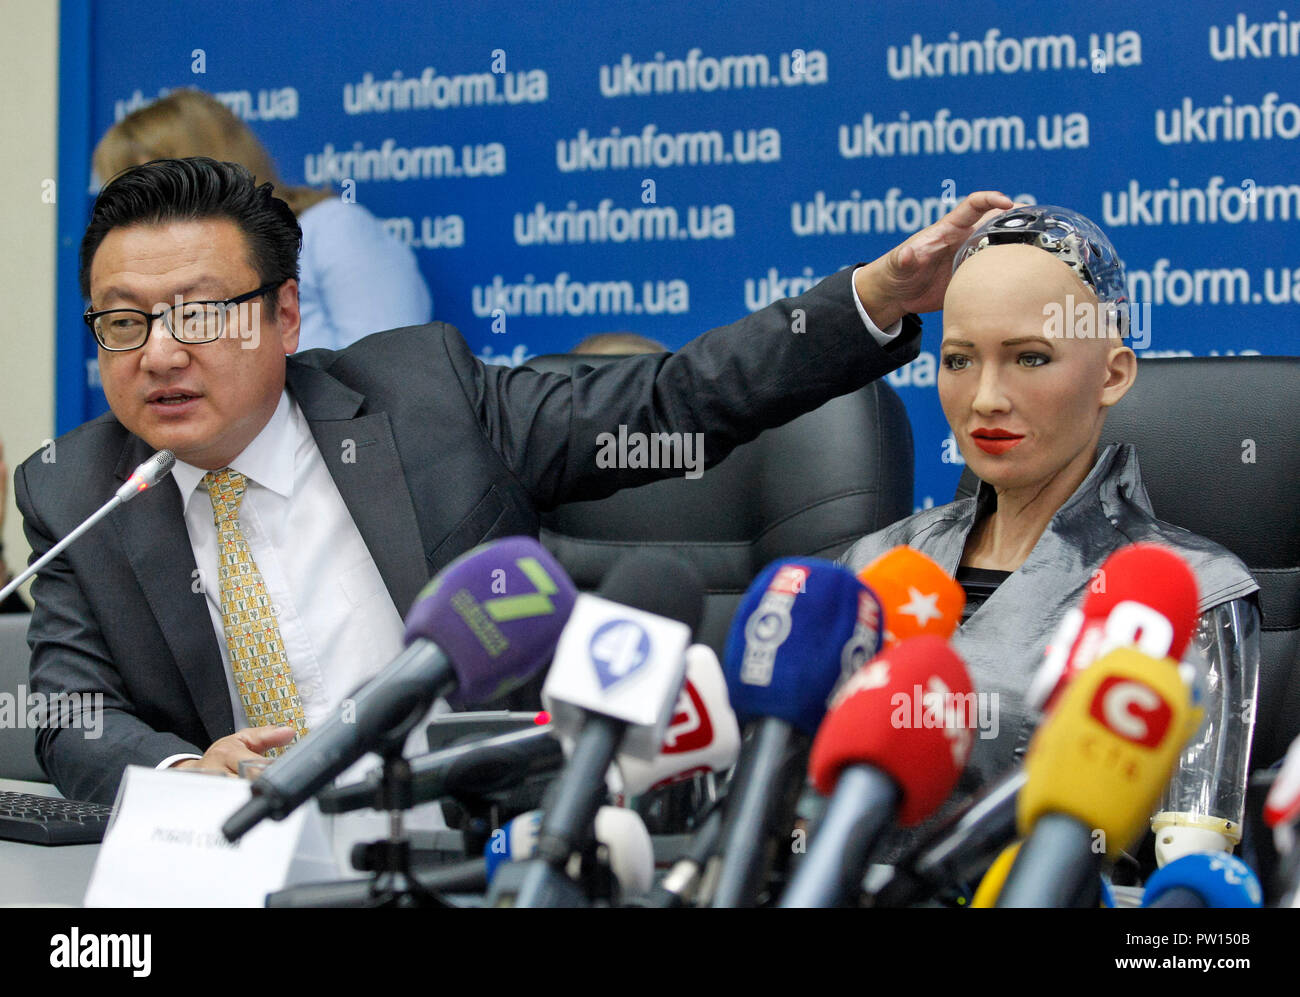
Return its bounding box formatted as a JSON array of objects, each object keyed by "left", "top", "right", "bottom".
[{"left": 953, "top": 204, "right": 1129, "bottom": 317}]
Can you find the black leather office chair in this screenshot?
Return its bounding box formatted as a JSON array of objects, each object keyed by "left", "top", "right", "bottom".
[
  {"left": 523, "top": 352, "right": 915, "bottom": 657},
  {"left": 954, "top": 356, "right": 1300, "bottom": 770}
]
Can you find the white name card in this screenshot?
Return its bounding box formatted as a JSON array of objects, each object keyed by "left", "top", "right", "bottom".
[{"left": 84, "top": 766, "right": 338, "bottom": 907}]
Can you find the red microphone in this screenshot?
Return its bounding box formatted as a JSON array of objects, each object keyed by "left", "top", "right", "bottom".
[
  {"left": 872, "top": 544, "right": 1203, "bottom": 908},
  {"left": 1029, "top": 542, "right": 1200, "bottom": 715},
  {"left": 1267, "top": 734, "right": 1300, "bottom": 906},
  {"left": 781, "top": 636, "right": 974, "bottom": 907},
  {"left": 1265, "top": 733, "right": 1300, "bottom": 830},
  {"left": 612, "top": 644, "right": 741, "bottom": 798}
]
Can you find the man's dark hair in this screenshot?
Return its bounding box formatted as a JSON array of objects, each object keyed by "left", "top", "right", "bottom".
[{"left": 79, "top": 157, "right": 302, "bottom": 306}]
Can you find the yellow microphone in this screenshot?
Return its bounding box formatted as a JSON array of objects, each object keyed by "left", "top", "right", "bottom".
[
  {"left": 998, "top": 647, "right": 1196, "bottom": 907},
  {"left": 970, "top": 842, "right": 1020, "bottom": 908}
]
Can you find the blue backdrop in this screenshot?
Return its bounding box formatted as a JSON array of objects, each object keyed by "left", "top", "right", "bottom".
[{"left": 58, "top": 0, "right": 1299, "bottom": 509}]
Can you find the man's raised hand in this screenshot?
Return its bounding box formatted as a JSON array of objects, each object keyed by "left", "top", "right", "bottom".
[{"left": 854, "top": 190, "right": 1015, "bottom": 328}]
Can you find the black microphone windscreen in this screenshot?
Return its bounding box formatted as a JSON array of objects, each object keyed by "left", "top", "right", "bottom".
[{"left": 597, "top": 551, "right": 705, "bottom": 635}]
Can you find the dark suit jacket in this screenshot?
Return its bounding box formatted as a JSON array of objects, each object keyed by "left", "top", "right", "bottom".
[{"left": 16, "top": 268, "right": 919, "bottom": 803}]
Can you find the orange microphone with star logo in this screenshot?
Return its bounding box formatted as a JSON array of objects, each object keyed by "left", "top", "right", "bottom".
[{"left": 857, "top": 546, "right": 965, "bottom": 647}]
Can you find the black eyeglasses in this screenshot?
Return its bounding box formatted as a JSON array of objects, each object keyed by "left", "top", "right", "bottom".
[{"left": 84, "top": 280, "right": 285, "bottom": 352}]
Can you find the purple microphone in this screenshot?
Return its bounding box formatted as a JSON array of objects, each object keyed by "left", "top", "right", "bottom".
[{"left": 223, "top": 536, "right": 577, "bottom": 840}]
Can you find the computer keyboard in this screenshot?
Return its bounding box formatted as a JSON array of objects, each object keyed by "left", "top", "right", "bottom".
[{"left": 0, "top": 791, "right": 113, "bottom": 845}]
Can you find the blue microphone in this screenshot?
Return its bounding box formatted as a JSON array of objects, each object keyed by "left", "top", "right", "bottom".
[
  {"left": 485, "top": 810, "right": 542, "bottom": 884},
  {"left": 707, "top": 558, "right": 883, "bottom": 907},
  {"left": 1141, "top": 853, "right": 1263, "bottom": 908}
]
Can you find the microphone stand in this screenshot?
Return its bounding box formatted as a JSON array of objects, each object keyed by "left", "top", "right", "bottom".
[
  {"left": 265, "top": 733, "right": 454, "bottom": 908},
  {"left": 0, "top": 450, "right": 176, "bottom": 604}
]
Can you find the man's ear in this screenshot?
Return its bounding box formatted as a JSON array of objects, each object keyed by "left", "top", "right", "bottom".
[
  {"left": 275, "top": 279, "right": 301, "bottom": 355},
  {"left": 1100, "top": 343, "right": 1137, "bottom": 408}
]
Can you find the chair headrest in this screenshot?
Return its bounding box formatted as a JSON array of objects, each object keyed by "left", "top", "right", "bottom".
[{"left": 955, "top": 356, "right": 1300, "bottom": 572}]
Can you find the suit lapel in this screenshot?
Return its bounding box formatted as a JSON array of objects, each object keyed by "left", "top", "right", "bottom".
[
  {"left": 111, "top": 438, "right": 235, "bottom": 743},
  {"left": 110, "top": 361, "right": 429, "bottom": 743},
  {"left": 286, "top": 360, "right": 430, "bottom": 617}
]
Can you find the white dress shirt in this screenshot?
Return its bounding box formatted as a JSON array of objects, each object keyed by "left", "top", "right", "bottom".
[
  {"left": 851, "top": 268, "right": 904, "bottom": 346},
  {"left": 158, "top": 391, "right": 406, "bottom": 768}
]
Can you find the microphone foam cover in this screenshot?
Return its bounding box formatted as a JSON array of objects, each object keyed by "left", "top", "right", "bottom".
[
  {"left": 613, "top": 643, "right": 741, "bottom": 796},
  {"left": 1019, "top": 647, "right": 1194, "bottom": 856},
  {"left": 1080, "top": 543, "right": 1200, "bottom": 660},
  {"left": 809, "top": 635, "right": 974, "bottom": 826},
  {"left": 593, "top": 806, "right": 655, "bottom": 897},
  {"left": 406, "top": 536, "right": 578, "bottom": 706},
  {"left": 971, "top": 841, "right": 1021, "bottom": 908},
  {"left": 723, "top": 558, "right": 882, "bottom": 734},
  {"left": 482, "top": 806, "right": 654, "bottom": 896},
  {"left": 484, "top": 810, "right": 541, "bottom": 884},
  {"left": 1142, "top": 852, "right": 1262, "bottom": 908},
  {"left": 1263, "top": 733, "right": 1300, "bottom": 829},
  {"left": 857, "top": 545, "right": 965, "bottom": 645},
  {"left": 597, "top": 551, "right": 705, "bottom": 636}
]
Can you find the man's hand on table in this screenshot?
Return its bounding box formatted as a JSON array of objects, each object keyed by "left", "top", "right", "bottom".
[{"left": 170, "top": 726, "right": 297, "bottom": 776}]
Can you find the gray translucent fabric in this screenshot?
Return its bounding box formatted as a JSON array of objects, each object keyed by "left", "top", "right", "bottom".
[{"left": 839, "top": 443, "right": 1260, "bottom": 825}]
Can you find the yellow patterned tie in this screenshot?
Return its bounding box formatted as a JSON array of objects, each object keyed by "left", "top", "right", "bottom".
[{"left": 203, "top": 468, "right": 307, "bottom": 754}]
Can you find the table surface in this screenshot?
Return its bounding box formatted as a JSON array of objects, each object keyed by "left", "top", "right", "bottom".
[
  {"left": 0, "top": 779, "right": 99, "bottom": 908},
  {"left": 0, "top": 777, "right": 462, "bottom": 907}
]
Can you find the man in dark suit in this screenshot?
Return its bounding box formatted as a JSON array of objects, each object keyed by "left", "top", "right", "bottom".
[{"left": 16, "top": 158, "right": 1010, "bottom": 804}]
